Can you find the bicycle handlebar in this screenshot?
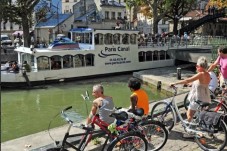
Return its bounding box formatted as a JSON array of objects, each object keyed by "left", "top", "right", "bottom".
[
  {"left": 170, "top": 85, "right": 178, "bottom": 95},
  {"left": 63, "top": 106, "right": 72, "bottom": 112}
]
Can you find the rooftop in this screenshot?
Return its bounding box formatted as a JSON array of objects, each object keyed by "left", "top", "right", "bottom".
[{"left": 36, "top": 14, "right": 73, "bottom": 28}]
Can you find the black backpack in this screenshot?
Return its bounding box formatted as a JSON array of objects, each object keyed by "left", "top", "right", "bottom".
[{"left": 199, "top": 111, "right": 225, "bottom": 133}]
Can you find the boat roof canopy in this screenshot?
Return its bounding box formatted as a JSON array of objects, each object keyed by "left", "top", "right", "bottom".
[{"left": 70, "top": 28, "right": 93, "bottom": 33}]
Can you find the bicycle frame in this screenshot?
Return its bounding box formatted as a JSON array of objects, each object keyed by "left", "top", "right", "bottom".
[
  {"left": 61, "top": 124, "right": 104, "bottom": 151},
  {"left": 60, "top": 111, "right": 132, "bottom": 151},
  {"left": 162, "top": 87, "right": 206, "bottom": 134}
]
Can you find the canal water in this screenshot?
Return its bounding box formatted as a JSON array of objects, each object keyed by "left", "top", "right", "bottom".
[{"left": 1, "top": 74, "right": 168, "bottom": 142}]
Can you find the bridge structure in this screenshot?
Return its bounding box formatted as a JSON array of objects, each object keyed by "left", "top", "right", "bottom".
[{"left": 179, "top": 9, "right": 227, "bottom": 35}]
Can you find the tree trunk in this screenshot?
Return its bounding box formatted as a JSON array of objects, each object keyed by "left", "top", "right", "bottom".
[
  {"left": 22, "top": 15, "right": 31, "bottom": 47},
  {"left": 152, "top": 0, "right": 158, "bottom": 34},
  {"left": 153, "top": 18, "right": 159, "bottom": 34},
  {"left": 173, "top": 19, "right": 179, "bottom": 35}
]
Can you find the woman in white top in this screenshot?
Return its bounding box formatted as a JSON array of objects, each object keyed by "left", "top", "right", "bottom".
[{"left": 171, "top": 56, "right": 211, "bottom": 122}]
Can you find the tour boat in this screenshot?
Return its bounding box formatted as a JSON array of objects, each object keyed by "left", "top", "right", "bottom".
[{"left": 1, "top": 28, "right": 174, "bottom": 88}]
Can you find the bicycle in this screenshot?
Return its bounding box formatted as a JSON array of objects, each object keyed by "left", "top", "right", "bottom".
[
  {"left": 150, "top": 86, "right": 227, "bottom": 151},
  {"left": 47, "top": 106, "right": 148, "bottom": 151},
  {"left": 110, "top": 107, "right": 168, "bottom": 151},
  {"left": 184, "top": 86, "right": 227, "bottom": 114},
  {"left": 47, "top": 91, "right": 168, "bottom": 151}
]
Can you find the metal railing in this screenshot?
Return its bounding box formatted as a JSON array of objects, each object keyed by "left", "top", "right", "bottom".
[{"left": 138, "top": 36, "right": 227, "bottom": 49}]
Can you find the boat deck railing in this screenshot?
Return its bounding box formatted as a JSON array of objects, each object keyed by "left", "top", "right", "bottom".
[{"left": 138, "top": 36, "right": 227, "bottom": 49}]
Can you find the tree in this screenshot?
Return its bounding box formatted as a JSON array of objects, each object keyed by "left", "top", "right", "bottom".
[
  {"left": 124, "top": 0, "right": 138, "bottom": 29},
  {"left": 0, "top": 0, "right": 18, "bottom": 46},
  {"left": 14, "top": 0, "right": 41, "bottom": 47},
  {"left": 164, "top": 0, "right": 196, "bottom": 35},
  {"left": 207, "top": 0, "right": 227, "bottom": 8},
  {"left": 135, "top": 0, "right": 170, "bottom": 34}
]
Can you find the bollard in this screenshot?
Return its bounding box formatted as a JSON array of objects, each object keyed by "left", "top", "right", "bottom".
[
  {"left": 157, "top": 81, "right": 162, "bottom": 91},
  {"left": 177, "top": 67, "right": 181, "bottom": 80}
]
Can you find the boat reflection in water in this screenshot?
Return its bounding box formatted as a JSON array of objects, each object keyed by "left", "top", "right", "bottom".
[{"left": 1, "top": 28, "right": 174, "bottom": 88}]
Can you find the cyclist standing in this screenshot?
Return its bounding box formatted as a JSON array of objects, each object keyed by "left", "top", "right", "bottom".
[
  {"left": 208, "top": 46, "right": 227, "bottom": 86},
  {"left": 170, "top": 56, "right": 211, "bottom": 128}
]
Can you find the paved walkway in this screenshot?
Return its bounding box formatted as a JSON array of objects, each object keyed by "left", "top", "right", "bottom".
[{"left": 2, "top": 66, "right": 227, "bottom": 151}]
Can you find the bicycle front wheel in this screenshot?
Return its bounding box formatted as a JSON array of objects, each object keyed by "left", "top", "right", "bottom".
[
  {"left": 150, "top": 101, "right": 177, "bottom": 132},
  {"left": 140, "top": 120, "right": 168, "bottom": 151},
  {"left": 195, "top": 120, "right": 227, "bottom": 151},
  {"left": 107, "top": 131, "right": 147, "bottom": 151},
  {"left": 184, "top": 93, "right": 189, "bottom": 110}
]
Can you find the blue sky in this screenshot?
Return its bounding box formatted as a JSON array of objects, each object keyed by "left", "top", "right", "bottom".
[
  {"left": 35, "top": 0, "right": 62, "bottom": 14},
  {"left": 51, "top": 0, "right": 62, "bottom": 13}
]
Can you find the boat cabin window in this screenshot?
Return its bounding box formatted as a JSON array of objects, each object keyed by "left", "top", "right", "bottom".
[
  {"left": 95, "top": 34, "right": 103, "bottom": 45},
  {"left": 37, "top": 56, "right": 50, "bottom": 70},
  {"left": 51, "top": 56, "right": 62, "bottom": 70},
  {"left": 84, "top": 33, "right": 92, "bottom": 44},
  {"left": 113, "top": 34, "right": 120, "bottom": 44},
  {"left": 160, "top": 50, "right": 166, "bottom": 60},
  {"left": 85, "top": 54, "right": 94, "bottom": 66},
  {"left": 130, "top": 34, "right": 137, "bottom": 44},
  {"left": 153, "top": 51, "right": 159, "bottom": 60},
  {"left": 63, "top": 55, "right": 73, "bottom": 68},
  {"left": 146, "top": 51, "right": 153, "bottom": 61},
  {"left": 122, "top": 34, "right": 129, "bottom": 44},
  {"left": 74, "top": 54, "right": 85, "bottom": 67},
  {"left": 138, "top": 51, "right": 146, "bottom": 62},
  {"left": 21, "top": 53, "right": 35, "bottom": 68},
  {"left": 104, "top": 33, "right": 112, "bottom": 45}
]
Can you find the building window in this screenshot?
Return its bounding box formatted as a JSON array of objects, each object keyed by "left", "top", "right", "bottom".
[
  {"left": 74, "top": 0, "right": 77, "bottom": 2},
  {"left": 10, "top": 23, "right": 13, "bottom": 30},
  {"left": 65, "top": 5, "right": 69, "bottom": 13},
  {"left": 118, "top": 12, "right": 121, "bottom": 18},
  {"left": 65, "top": 0, "right": 69, "bottom": 2},
  {"left": 105, "top": 11, "right": 109, "bottom": 19},
  {"left": 111, "top": 12, "right": 115, "bottom": 19}
]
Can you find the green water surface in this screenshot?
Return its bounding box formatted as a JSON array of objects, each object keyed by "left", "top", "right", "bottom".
[{"left": 1, "top": 75, "right": 168, "bottom": 142}]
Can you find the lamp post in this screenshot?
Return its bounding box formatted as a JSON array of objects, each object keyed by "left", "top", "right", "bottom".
[{"left": 57, "top": 2, "right": 60, "bottom": 34}]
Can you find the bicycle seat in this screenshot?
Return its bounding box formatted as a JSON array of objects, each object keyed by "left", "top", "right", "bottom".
[
  {"left": 134, "top": 108, "right": 144, "bottom": 116},
  {"left": 110, "top": 111, "right": 128, "bottom": 121},
  {"left": 195, "top": 100, "right": 210, "bottom": 108}
]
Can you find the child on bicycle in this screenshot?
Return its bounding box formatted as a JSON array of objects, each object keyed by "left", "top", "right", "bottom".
[
  {"left": 171, "top": 56, "right": 211, "bottom": 134},
  {"left": 127, "top": 77, "right": 149, "bottom": 115}
]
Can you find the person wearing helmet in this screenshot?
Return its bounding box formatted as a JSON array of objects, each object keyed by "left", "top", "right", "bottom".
[{"left": 128, "top": 77, "right": 149, "bottom": 115}]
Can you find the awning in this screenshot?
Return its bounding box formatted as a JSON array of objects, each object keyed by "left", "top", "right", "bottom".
[{"left": 12, "top": 31, "right": 23, "bottom": 36}]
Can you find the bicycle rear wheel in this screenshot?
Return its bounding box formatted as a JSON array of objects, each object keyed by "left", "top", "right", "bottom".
[
  {"left": 195, "top": 120, "right": 227, "bottom": 151},
  {"left": 150, "top": 101, "right": 177, "bottom": 132},
  {"left": 107, "top": 131, "right": 147, "bottom": 151},
  {"left": 140, "top": 120, "right": 168, "bottom": 151},
  {"left": 208, "top": 99, "right": 227, "bottom": 114}
]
